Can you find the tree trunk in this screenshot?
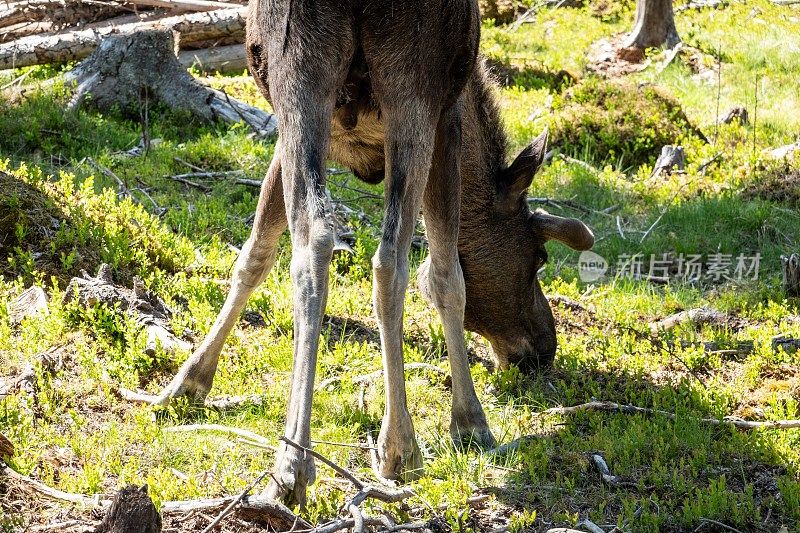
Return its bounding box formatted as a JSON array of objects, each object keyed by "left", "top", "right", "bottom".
[
  {"left": 0, "top": 6, "right": 245, "bottom": 69},
  {"left": 623, "top": 0, "right": 681, "bottom": 49}
]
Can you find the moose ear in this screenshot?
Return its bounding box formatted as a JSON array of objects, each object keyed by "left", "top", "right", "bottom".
[
  {"left": 531, "top": 210, "right": 595, "bottom": 251},
  {"left": 503, "top": 128, "right": 549, "bottom": 196}
]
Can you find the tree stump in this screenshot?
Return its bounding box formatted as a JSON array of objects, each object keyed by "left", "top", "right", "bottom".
[
  {"left": 783, "top": 253, "right": 800, "bottom": 297},
  {"left": 623, "top": 0, "right": 681, "bottom": 49},
  {"left": 650, "top": 145, "right": 685, "bottom": 178},
  {"left": 719, "top": 106, "right": 749, "bottom": 125},
  {"left": 65, "top": 30, "right": 276, "bottom": 137},
  {"left": 95, "top": 485, "right": 161, "bottom": 533}
]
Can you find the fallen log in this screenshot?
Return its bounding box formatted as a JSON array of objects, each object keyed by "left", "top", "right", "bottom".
[
  {"left": 125, "top": 0, "right": 242, "bottom": 11},
  {"left": 178, "top": 42, "right": 246, "bottom": 74},
  {"left": 0, "top": 6, "right": 245, "bottom": 69},
  {"left": 64, "top": 30, "right": 276, "bottom": 137},
  {"left": 0, "top": 0, "right": 130, "bottom": 31}
]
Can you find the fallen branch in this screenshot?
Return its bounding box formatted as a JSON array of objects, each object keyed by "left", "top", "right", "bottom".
[
  {"left": 199, "top": 468, "right": 272, "bottom": 533},
  {"left": 166, "top": 174, "right": 211, "bottom": 192},
  {"left": 162, "top": 423, "right": 277, "bottom": 450},
  {"left": 1, "top": 461, "right": 110, "bottom": 507},
  {"left": 161, "top": 495, "right": 311, "bottom": 530},
  {"left": 649, "top": 307, "right": 738, "bottom": 332},
  {"left": 539, "top": 400, "right": 800, "bottom": 430}
]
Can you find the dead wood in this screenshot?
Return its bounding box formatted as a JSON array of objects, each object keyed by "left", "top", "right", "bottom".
[
  {"left": 539, "top": 400, "right": 800, "bottom": 429},
  {"left": 162, "top": 423, "right": 276, "bottom": 450},
  {"left": 649, "top": 307, "right": 740, "bottom": 332},
  {"left": 199, "top": 469, "right": 271, "bottom": 533},
  {"left": 719, "top": 106, "right": 749, "bottom": 125},
  {"left": 95, "top": 485, "right": 161, "bottom": 533},
  {"left": 0, "top": 0, "right": 129, "bottom": 32},
  {"left": 623, "top": 0, "right": 681, "bottom": 49},
  {"left": 0, "top": 433, "right": 13, "bottom": 460},
  {"left": 178, "top": 42, "right": 246, "bottom": 74},
  {"left": 773, "top": 335, "right": 800, "bottom": 354},
  {"left": 650, "top": 144, "right": 685, "bottom": 178},
  {"left": 1, "top": 460, "right": 110, "bottom": 507},
  {"left": 0, "top": 344, "right": 66, "bottom": 400},
  {"left": 63, "top": 263, "right": 192, "bottom": 355},
  {"left": 8, "top": 285, "right": 48, "bottom": 324},
  {"left": 125, "top": 0, "right": 242, "bottom": 11},
  {"left": 782, "top": 253, "right": 800, "bottom": 296},
  {"left": 63, "top": 30, "right": 276, "bottom": 137},
  {"left": 0, "top": 6, "right": 245, "bottom": 69},
  {"left": 160, "top": 496, "right": 311, "bottom": 530}
]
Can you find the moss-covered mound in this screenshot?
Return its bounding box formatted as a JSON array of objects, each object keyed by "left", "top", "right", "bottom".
[
  {"left": 0, "top": 169, "right": 192, "bottom": 285},
  {"left": 550, "top": 77, "right": 706, "bottom": 169},
  {"left": 743, "top": 159, "right": 800, "bottom": 207}
]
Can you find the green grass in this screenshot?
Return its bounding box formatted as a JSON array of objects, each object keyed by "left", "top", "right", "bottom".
[{"left": 2, "top": 1, "right": 800, "bottom": 531}]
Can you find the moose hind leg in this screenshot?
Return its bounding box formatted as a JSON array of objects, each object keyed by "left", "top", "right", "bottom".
[
  {"left": 259, "top": 3, "right": 355, "bottom": 508},
  {"left": 130, "top": 150, "right": 286, "bottom": 406},
  {"left": 422, "top": 106, "right": 495, "bottom": 448}
]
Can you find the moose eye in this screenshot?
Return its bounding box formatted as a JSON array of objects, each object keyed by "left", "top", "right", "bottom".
[{"left": 539, "top": 249, "right": 549, "bottom": 266}]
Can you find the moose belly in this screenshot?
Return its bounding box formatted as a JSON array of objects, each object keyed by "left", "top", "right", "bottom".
[{"left": 328, "top": 108, "right": 386, "bottom": 185}]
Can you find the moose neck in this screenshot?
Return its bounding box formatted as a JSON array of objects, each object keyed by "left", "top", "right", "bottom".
[{"left": 458, "top": 63, "right": 509, "bottom": 226}]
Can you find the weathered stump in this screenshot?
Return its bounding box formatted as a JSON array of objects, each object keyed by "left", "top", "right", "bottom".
[
  {"left": 63, "top": 264, "right": 192, "bottom": 355},
  {"left": 65, "top": 30, "right": 276, "bottom": 137},
  {"left": 719, "top": 106, "right": 749, "bottom": 125},
  {"left": 650, "top": 145, "right": 685, "bottom": 178},
  {"left": 95, "top": 485, "right": 161, "bottom": 533},
  {"left": 623, "top": 0, "right": 681, "bottom": 49},
  {"left": 783, "top": 253, "right": 800, "bottom": 297}
]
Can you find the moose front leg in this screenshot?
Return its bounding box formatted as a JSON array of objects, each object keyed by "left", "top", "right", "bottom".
[
  {"left": 126, "top": 149, "right": 286, "bottom": 406},
  {"left": 371, "top": 104, "right": 444, "bottom": 481},
  {"left": 422, "top": 106, "right": 495, "bottom": 448}
]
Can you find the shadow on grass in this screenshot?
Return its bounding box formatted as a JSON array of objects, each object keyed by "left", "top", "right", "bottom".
[{"left": 480, "top": 342, "right": 798, "bottom": 532}]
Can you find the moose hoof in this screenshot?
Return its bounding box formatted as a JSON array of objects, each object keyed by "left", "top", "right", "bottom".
[
  {"left": 263, "top": 445, "right": 316, "bottom": 508},
  {"left": 450, "top": 410, "right": 496, "bottom": 449},
  {"left": 377, "top": 418, "right": 424, "bottom": 481},
  {"left": 119, "top": 372, "right": 212, "bottom": 407}
]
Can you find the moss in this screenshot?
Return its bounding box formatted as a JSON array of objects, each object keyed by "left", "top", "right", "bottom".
[{"left": 550, "top": 76, "right": 706, "bottom": 169}]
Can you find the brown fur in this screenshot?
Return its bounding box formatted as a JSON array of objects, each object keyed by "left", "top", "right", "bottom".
[{"left": 246, "top": 8, "right": 593, "bottom": 370}]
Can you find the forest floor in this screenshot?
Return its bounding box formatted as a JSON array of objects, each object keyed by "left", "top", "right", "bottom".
[{"left": 1, "top": 1, "right": 799, "bottom": 532}]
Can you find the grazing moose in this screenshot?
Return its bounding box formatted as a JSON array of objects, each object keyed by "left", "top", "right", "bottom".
[{"left": 131, "top": 0, "right": 593, "bottom": 505}]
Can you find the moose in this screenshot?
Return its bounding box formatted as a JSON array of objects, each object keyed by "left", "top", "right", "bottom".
[{"left": 130, "top": 0, "right": 593, "bottom": 506}]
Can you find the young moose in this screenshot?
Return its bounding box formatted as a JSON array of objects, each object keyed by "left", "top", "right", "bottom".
[{"left": 131, "top": 0, "right": 593, "bottom": 505}]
